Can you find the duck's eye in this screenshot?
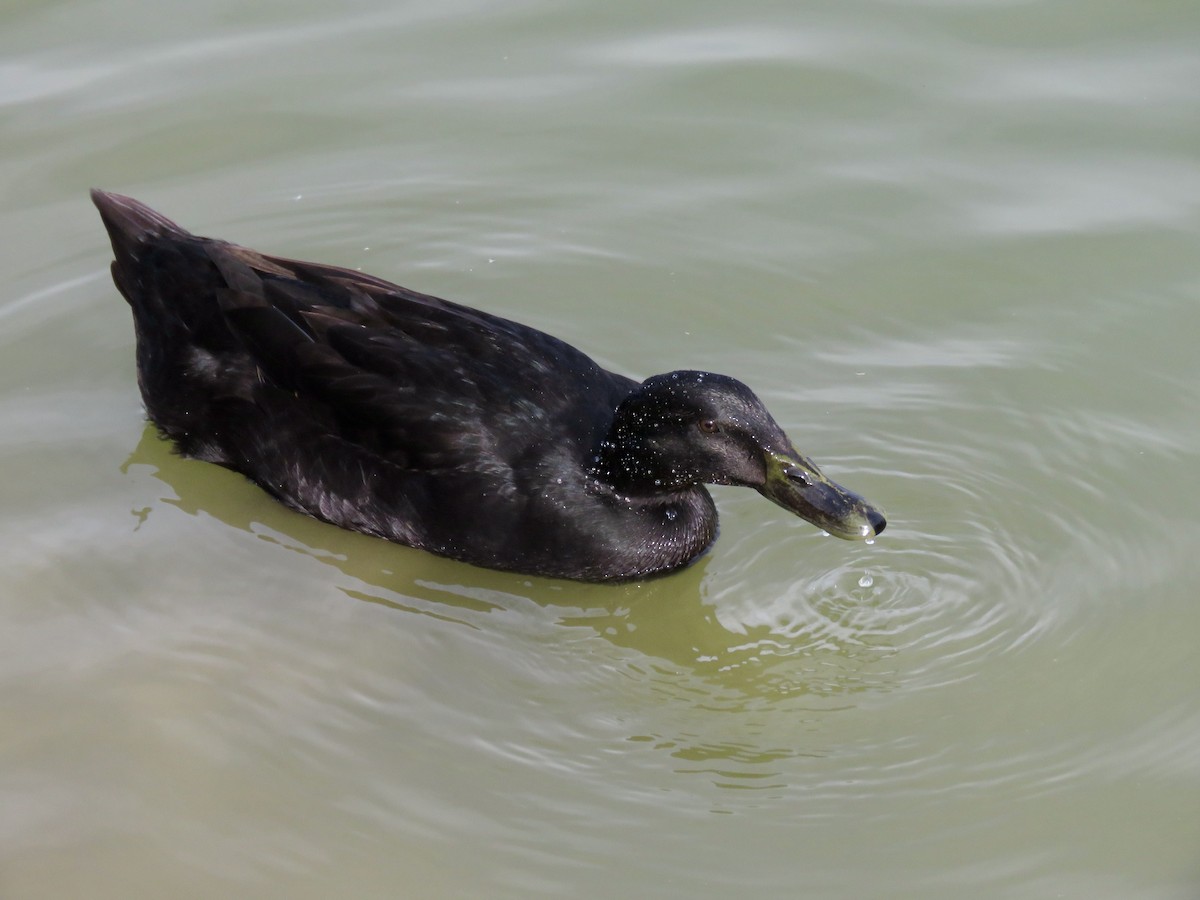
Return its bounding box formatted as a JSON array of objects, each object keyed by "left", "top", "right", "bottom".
[{"left": 697, "top": 419, "right": 720, "bottom": 435}]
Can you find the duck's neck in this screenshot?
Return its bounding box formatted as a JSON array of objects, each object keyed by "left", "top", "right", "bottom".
[
  {"left": 588, "top": 479, "right": 719, "bottom": 579},
  {"left": 588, "top": 441, "right": 719, "bottom": 579},
  {"left": 591, "top": 421, "right": 690, "bottom": 493}
]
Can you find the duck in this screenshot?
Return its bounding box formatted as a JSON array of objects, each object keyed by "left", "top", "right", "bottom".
[{"left": 92, "top": 189, "right": 885, "bottom": 582}]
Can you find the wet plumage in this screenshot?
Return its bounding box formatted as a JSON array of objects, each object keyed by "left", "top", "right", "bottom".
[{"left": 93, "top": 189, "right": 884, "bottom": 582}]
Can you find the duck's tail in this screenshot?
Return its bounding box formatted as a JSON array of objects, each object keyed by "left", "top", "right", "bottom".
[
  {"left": 93, "top": 189, "right": 247, "bottom": 445},
  {"left": 91, "top": 189, "right": 190, "bottom": 248},
  {"left": 91, "top": 189, "right": 192, "bottom": 304}
]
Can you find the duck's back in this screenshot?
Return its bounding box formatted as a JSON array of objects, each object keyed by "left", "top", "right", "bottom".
[{"left": 93, "top": 190, "right": 639, "bottom": 570}]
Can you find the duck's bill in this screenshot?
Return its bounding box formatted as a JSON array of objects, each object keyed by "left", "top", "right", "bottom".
[{"left": 759, "top": 451, "right": 886, "bottom": 541}]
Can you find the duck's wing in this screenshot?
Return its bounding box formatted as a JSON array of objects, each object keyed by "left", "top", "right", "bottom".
[
  {"left": 92, "top": 189, "right": 633, "bottom": 476},
  {"left": 207, "top": 241, "right": 635, "bottom": 472}
]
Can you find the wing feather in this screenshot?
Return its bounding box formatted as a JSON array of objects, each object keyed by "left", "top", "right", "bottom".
[{"left": 201, "top": 242, "right": 634, "bottom": 476}]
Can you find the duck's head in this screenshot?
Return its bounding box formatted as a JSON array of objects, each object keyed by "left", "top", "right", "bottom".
[{"left": 596, "top": 370, "right": 885, "bottom": 541}]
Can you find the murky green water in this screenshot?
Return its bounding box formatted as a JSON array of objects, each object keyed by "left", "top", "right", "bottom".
[{"left": 3, "top": 0, "right": 1199, "bottom": 897}]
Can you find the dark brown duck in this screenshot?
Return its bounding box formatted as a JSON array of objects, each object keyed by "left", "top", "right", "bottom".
[{"left": 92, "top": 189, "right": 885, "bottom": 582}]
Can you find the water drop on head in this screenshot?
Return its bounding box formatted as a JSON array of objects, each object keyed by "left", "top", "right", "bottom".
[{"left": 665, "top": 508, "right": 678, "bottom": 522}]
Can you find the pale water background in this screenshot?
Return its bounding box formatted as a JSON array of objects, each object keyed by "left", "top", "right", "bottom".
[{"left": 2, "top": 0, "right": 1199, "bottom": 897}]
